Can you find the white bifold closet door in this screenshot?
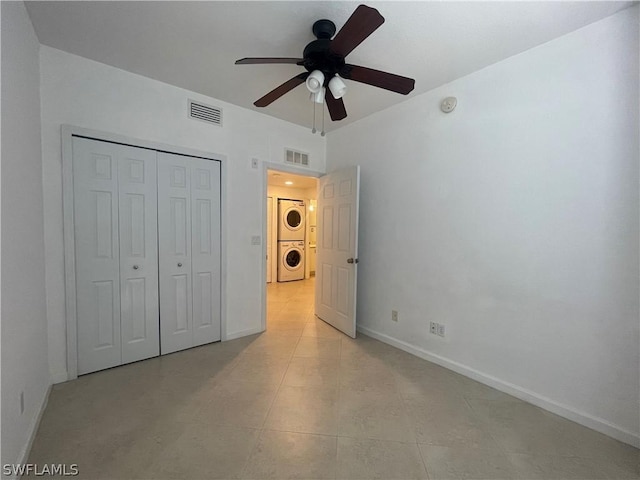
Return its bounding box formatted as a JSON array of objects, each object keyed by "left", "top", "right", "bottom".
[
  {"left": 157, "top": 152, "right": 221, "bottom": 355},
  {"left": 73, "top": 137, "right": 159, "bottom": 375}
]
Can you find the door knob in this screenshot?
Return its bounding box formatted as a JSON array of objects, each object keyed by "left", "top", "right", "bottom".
[
  {"left": 177, "top": 262, "right": 183, "bottom": 267},
  {"left": 347, "top": 258, "right": 358, "bottom": 264},
  {"left": 133, "top": 265, "right": 139, "bottom": 270}
]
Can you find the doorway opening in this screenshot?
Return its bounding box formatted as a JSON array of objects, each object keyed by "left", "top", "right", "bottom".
[
  {"left": 261, "top": 163, "right": 360, "bottom": 339},
  {"left": 266, "top": 169, "right": 319, "bottom": 332}
]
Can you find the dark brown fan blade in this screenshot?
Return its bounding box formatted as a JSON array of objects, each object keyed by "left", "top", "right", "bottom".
[
  {"left": 343, "top": 64, "right": 415, "bottom": 95},
  {"left": 325, "top": 89, "right": 347, "bottom": 121},
  {"left": 236, "top": 58, "right": 304, "bottom": 65},
  {"left": 254, "top": 72, "right": 309, "bottom": 107},
  {"left": 329, "top": 5, "right": 384, "bottom": 58}
]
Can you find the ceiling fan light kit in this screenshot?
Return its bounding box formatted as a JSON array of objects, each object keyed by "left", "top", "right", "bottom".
[
  {"left": 312, "top": 87, "right": 326, "bottom": 104},
  {"left": 235, "top": 4, "right": 416, "bottom": 126},
  {"left": 306, "top": 70, "right": 325, "bottom": 93},
  {"left": 328, "top": 75, "right": 347, "bottom": 99}
]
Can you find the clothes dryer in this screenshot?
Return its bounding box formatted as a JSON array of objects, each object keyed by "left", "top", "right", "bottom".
[
  {"left": 278, "top": 241, "right": 305, "bottom": 282},
  {"left": 278, "top": 199, "right": 305, "bottom": 241}
]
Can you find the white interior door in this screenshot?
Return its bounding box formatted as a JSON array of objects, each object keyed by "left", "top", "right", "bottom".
[
  {"left": 158, "top": 152, "right": 193, "bottom": 354},
  {"left": 190, "top": 158, "right": 221, "bottom": 346},
  {"left": 74, "top": 138, "right": 159, "bottom": 373},
  {"left": 118, "top": 149, "right": 160, "bottom": 364},
  {"left": 73, "top": 137, "right": 123, "bottom": 374},
  {"left": 72, "top": 137, "right": 221, "bottom": 372},
  {"left": 315, "top": 166, "right": 360, "bottom": 338},
  {"left": 267, "top": 196, "right": 273, "bottom": 283}
]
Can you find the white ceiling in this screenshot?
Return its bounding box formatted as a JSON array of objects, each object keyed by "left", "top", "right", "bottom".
[
  {"left": 26, "top": 1, "right": 633, "bottom": 132},
  {"left": 268, "top": 170, "right": 318, "bottom": 190}
]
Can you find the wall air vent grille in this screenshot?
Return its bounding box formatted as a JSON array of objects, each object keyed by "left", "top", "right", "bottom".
[
  {"left": 285, "top": 148, "right": 309, "bottom": 167},
  {"left": 189, "top": 100, "right": 222, "bottom": 126}
]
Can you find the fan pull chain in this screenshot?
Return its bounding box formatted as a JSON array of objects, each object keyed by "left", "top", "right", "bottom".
[
  {"left": 311, "top": 100, "right": 317, "bottom": 134},
  {"left": 321, "top": 95, "right": 326, "bottom": 137}
]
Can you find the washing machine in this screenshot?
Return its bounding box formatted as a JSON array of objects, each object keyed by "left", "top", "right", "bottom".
[
  {"left": 278, "top": 241, "right": 305, "bottom": 282},
  {"left": 278, "top": 199, "right": 305, "bottom": 241}
]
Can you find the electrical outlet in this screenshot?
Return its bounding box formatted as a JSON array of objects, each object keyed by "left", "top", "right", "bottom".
[
  {"left": 391, "top": 310, "right": 398, "bottom": 322},
  {"left": 437, "top": 323, "right": 446, "bottom": 337},
  {"left": 430, "top": 322, "right": 437, "bottom": 334},
  {"left": 20, "top": 391, "right": 24, "bottom": 415},
  {"left": 251, "top": 235, "right": 261, "bottom": 245}
]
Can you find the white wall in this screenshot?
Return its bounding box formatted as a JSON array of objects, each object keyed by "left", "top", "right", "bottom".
[
  {"left": 327, "top": 7, "right": 639, "bottom": 445},
  {"left": 40, "top": 46, "right": 326, "bottom": 381},
  {"left": 1, "top": 1, "right": 50, "bottom": 468}
]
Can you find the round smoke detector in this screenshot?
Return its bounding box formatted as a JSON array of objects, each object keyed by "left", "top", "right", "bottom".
[{"left": 441, "top": 97, "right": 457, "bottom": 113}]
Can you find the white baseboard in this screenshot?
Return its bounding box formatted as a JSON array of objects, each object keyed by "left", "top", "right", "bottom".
[
  {"left": 225, "top": 326, "right": 264, "bottom": 341},
  {"left": 50, "top": 371, "right": 69, "bottom": 385},
  {"left": 357, "top": 325, "right": 640, "bottom": 448},
  {"left": 50, "top": 328, "right": 267, "bottom": 382},
  {"left": 11, "top": 384, "right": 52, "bottom": 479}
]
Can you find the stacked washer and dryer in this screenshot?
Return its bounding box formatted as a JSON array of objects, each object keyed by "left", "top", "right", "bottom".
[{"left": 278, "top": 199, "right": 305, "bottom": 282}]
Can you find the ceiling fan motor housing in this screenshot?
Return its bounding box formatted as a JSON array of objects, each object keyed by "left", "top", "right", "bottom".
[
  {"left": 312, "top": 19, "right": 336, "bottom": 39},
  {"left": 302, "top": 39, "right": 346, "bottom": 86},
  {"left": 303, "top": 19, "right": 346, "bottom": 85}
]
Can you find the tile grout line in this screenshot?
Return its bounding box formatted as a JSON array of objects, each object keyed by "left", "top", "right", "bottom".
[
  {"left": 257, "top": 295, "right": 310, "bottom": 432},
  {"left": 240, "top": 285, "right": 312, "bottom": 480},
  {"left": 392, "top": 363, "right": 431, "bottom": 480},
  {"left": 461, "top": 395, "right": 510, "bottom": 460},
  {"left": 272, "top": 280, "right": 341, "bottom": 480},
  {"left": 416, "top": 439, "right": 432, "bottom": 480},
  {"left": 335, "top": 333, "right": 344, "bottom": 480},
  {"left": 237, "top": 426, "right": 264, "bottom": 480}
]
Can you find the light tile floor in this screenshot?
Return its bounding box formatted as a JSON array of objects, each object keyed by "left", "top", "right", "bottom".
[{"left": 29, "top": 278, "right": 639, "bottom": 479}]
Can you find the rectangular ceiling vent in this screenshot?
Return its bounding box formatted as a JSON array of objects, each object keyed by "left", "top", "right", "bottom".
[
  {"left": 189, "top": 100, "right": 222, "bottom": 126},
  {"left": 285, "top": 148, "right": 309, "bottom": 167}
]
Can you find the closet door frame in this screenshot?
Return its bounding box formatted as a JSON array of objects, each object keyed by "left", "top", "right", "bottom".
[{"left": 62, "top": 125, "right": 227, "bottom": 380}]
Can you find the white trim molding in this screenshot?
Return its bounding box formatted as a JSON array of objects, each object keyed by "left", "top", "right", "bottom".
[
  {"left": 260, "top": 161, "right": 324, "bottom": 333},
  {"left": 10, "top": 385, "right": 53, "bottom": 480},
  {"left": 357, "top": 324, "right": 640, "bottom": 448},
  {"left": 226, "top": 326, "right": 264, "bottom": 341}
]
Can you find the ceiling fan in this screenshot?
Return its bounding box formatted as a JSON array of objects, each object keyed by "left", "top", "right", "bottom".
[{"left": 235, "top": 4, "right": 415, "bottom": 122}]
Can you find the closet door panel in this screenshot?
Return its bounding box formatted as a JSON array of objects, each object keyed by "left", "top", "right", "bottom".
[
  {"left": 191, "top": 160, "right": 221, "bottom": 345},
  {"left": 158, "top": 153, "right": 193, "bottom": 354},
  {"left": 118, "top": 151, "right": 160, "bottom": 364},
  {"left": 73, "top": 137, "right": 122, "bottom": 375}
]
